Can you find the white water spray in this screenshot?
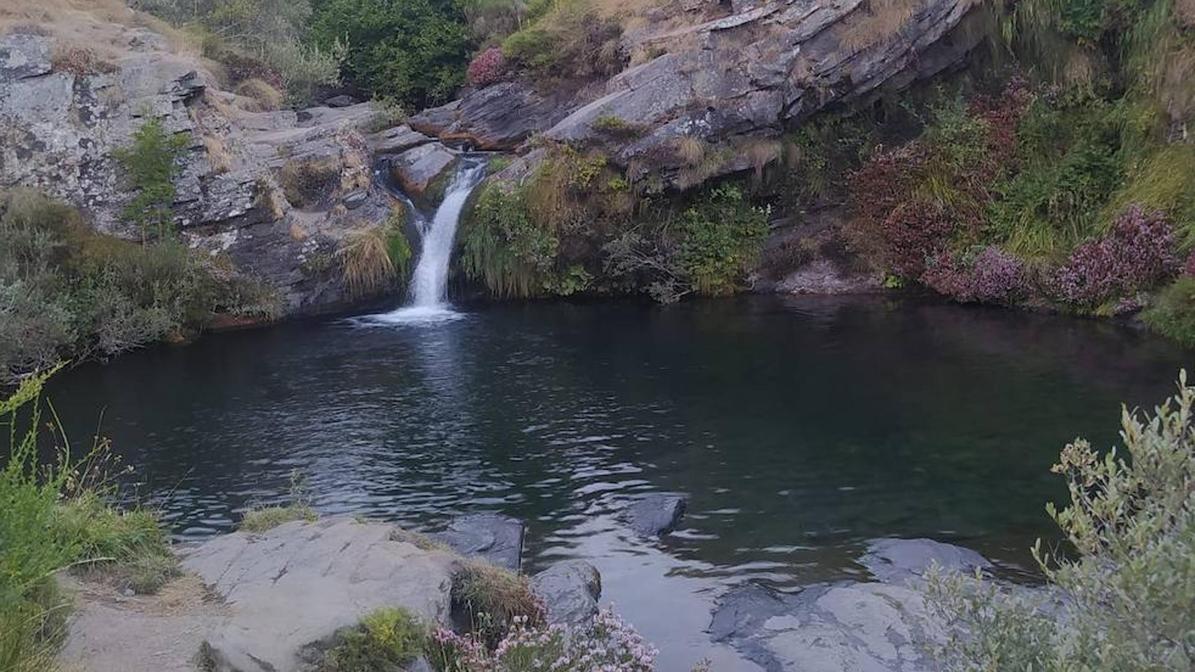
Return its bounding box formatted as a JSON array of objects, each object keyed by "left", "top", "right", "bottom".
[{"left": 368, "top": 156, "right": 487, "bottom": 324}]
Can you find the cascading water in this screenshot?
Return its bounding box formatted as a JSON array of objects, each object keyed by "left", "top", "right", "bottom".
[{"left": 367, "top": 155, "right": 487, "bottom": 324}]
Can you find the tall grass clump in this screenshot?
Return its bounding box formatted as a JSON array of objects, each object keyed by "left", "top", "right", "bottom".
[
  {"left": 1, "top": 369, "right": 175, "bottom": 672},
  {"left": 335, "top": 218, "right": 412, "bottom": 299},
  {"left": 929, "top": 371, "right": 1195, "bottom": 670}
]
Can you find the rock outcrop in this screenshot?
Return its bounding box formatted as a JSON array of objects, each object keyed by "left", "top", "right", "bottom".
[
  {"left": 182, "top": 518, "right": 459, "bottom": 672},
  {"left": 0, "top": 19, "right": 409, "bottom": 318}
]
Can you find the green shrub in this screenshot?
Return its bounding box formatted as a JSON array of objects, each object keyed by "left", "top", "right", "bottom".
[
  {"left": 1143, "top": 276, "right": 1195, "bottom": 345},
  {"left": 460, "top": 184, "right": 558, "bottom": 298},
  {"left": 113, "top": 118, "right": 189, "bottom": 242},
  {"left": 321, "top": 608, "right": 427, "bottom": 672},
  {"left": 308, "top": 0, "right": 473, "bottom": 109},
  {"left": 677, "top": 185, "right": 770, "bottom": 296},
  {"left": 928, "top": 371, "right": 1195, "bottom": 670},
  {"left": 501, "top": 1, "right": 624, "bottom": 85}
]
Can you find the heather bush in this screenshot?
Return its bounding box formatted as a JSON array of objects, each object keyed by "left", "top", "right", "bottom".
[
  {"left": 502, "top": 2, "right": 624, "bottom": 84},
  {"left": 468, "top": 47, "right": 506, "bottom": 87},
  {"left": 928, "top": 372, "right": 1195, "bottom": 670},
  {"left": 429, "top": 608, "right": 657, "bottom": 672},
  {"left": 922, "top": 246, "right": 1026, "bottom": 305},
  {"left": 1053, "top": 204, "right": 1178, "bottom": 308}
]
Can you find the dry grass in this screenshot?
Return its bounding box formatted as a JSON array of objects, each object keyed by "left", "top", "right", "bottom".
[
  {"left": 234, "top": 78, "right": 285, "bottom": 112},
  {"left": 839, "top": 0, "right": 921, "bottom": 52},
  {"left": 746, "top": 138, "right": 782, "bottom": 180},
  {"left": 51, "top": 44, "right": 117, "bottom": 75},
  {"left": 675, "top": 136, "right": 706, "bottom": 166},
  {"left": 1, "top": 0, "right": 195, "bottom": 58},
  {"left": 453, "top": 560, "right": 544, "bottom": 644},
  {"left": 336, "top": 226, "right": 396, "bottom": 297},
  {"left": 1177, "top": 0, "right": 1195, "bottom": 28},
  {"left": 279, "top": 157, "right": 342, "bottom": 208},
  {"left": 202, "top": 135, "right": 232, "bottom": 174}
]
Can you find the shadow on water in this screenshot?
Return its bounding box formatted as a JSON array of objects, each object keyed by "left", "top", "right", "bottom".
[{"left": 45, "top": 294, "right": 1194, "bottom": 670}]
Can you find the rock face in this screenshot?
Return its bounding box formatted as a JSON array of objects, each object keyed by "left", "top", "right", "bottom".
[
  {"left": 430, "top": 513, "right": 525, "bottom": 571},
  {"left": 711, "top": 539, "right": 997, "bottom": 672},
  {"left": 531, "top": 560, "right": 603, "bottom": 626},
  {"left": 625, "top": 494, "right": 688, "bottom": 536},
  {"left": 0, "top": 23, "right": 402, "bottom": 318},
  {"left": 409, "top": 81, "right": 573, "bottom": 150},
  {"left": 387, "top": 142, "right": 459, "bottom": 204},
  {"left": 181, "top": 518, "right": 459, "bottom": 672}
]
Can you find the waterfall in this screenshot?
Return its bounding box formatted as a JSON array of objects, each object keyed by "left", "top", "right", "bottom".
[{"left": 366, "top": 155, "right": 487, "bottom": 324}]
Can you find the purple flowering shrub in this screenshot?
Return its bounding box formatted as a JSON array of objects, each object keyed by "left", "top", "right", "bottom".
[
  {"left": 1183, "top": 250, "right": 1195, "bottom": 277},
  {"left": 430, "top": 609, "right": 657, "bottom": 672},
  {"left": 922, "top": 246, "right": 1025, "bottom": 304},
  {"left": 1054, "top": 205, "right": 1178, "bottom": 307},
  {"left": 468, "top": 47, "right": 506, "bottom": 87}
]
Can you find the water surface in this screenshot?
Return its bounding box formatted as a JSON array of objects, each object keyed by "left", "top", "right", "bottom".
[{"left": 49, "top": 296, "right": 1193, "bottom": 670}]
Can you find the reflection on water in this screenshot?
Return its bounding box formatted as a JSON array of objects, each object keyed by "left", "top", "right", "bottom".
[{"left": 48, "top": 295, "right": 1193, "bottom": 671}]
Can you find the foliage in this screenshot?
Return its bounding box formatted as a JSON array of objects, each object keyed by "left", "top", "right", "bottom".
[
  {"left": 501, "top": 0, "right": 624, "bottom": 85},
  {"left": 468, "top": 46, "right": 507, "bottom": 87},
  {"left": 461, "top": 184, "right": 559, "bottom": 298},
  {"left": 240, "top": 470, "right": 317, "bottom": 532},
  {"left": 113, "top": 117, "right": 189, "bottom": 242},
  {"left": 1, "top": 371, "right": 174, "bottom": 672},
  {"left": 308, "top": 0, "right": 474, "bottom": 109},
  {"left": 321, "top": 607, "right": 426, "bottom": 672},
  {"left": 452, "top": 560, "right": 545, "bottom": 646},
  {"left": 429, "top": 608, "right": 656, "bottom": 672},
  {"left": 1143, "top": 277, "right": 1195, "bottom": 346},
  {"left": 928, "top": 371, "right": 1195, "bottom": 671},
  {"left": 676, "top": 185, "right": 770, "bottom": 297},
  {"left": 922, "top": 246, "right": 1027, "bottom": 305},
  {"left": 1052, "top": 204, "right": 1178, "bottom": 307},
  {"left": 336, "top": 223, "right": 408, "bottom": 298},
  {"left": 0, "top": 189, "right": 277, "bottom": 384}
]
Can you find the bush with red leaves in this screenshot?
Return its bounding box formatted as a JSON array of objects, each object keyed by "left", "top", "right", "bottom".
[
  {"left": 467, "top": 47, "right": 506, "bottom": 87},
  {"left": 923, "top": 246, "right": 1026, "bottom": 304},
  {"left": 1054, "top": 205, "right": 1179, "bottom": 306}
]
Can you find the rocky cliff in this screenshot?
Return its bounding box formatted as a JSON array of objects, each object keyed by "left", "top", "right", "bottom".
[{"left": 1, "top": 0, "right": 988, "bottom": 314}]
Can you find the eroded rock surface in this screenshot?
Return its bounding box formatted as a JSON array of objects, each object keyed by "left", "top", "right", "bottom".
[
  {"left": 387, "top": 142, "right": 459, "bottom": 204},
  {"left": 531, "top": 560, "right": 602, "bottom": 626},
  {"left": 859, "top": 538, "right": 992, "bottom": 585},
  {"left": 430, "top": 513, "right": 525, "bottom": 571},
  {"left": 182, "top": 518, "right": 459, "bottom": 672}
]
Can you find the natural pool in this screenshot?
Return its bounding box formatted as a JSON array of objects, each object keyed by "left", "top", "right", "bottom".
[{"left": 48, "top": 295, "right": 1193, "bottom": 670}]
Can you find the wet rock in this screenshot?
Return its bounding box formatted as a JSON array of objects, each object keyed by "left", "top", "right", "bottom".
[
  {"left": 712, "top": 582, "right": 947, "bottom": 672},
  {"left": 181, "top": 518, "right": 459, "bottom": 672},
  {"left": 388, "top": 142, "right": 459, "bottom": 202},
  {"left": 531, "top": 560, "right": 602, "bottom": 626},
  {"left": 624, "top": 494, "right": 687, "bottom": 536},
  {"left": 409, "top": 81, "right": 572, "bottom": 150},
  {"left": 430, "top": 513, "right": 524, "bottom": 571},
  {"left": 859, "top": 538, "right": 992, "bottom": 585}
]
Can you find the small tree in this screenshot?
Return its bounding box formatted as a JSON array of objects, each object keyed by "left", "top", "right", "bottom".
[
  {"left": 114, "top": 118, "right": 189, "bottom": 243},
  {"left": 929, "top": 372, "right": 1195, "bottom": 670}
]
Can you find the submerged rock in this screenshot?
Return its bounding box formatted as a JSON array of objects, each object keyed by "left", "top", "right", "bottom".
[
  {"left": 711, "top": 539, "right": 1000, "bottom": 672},
  {"left": 430, "top": 513, "right": 525, "bottom": 571},
  {"left": 531, "top": 560, "right": 602, "bottom": 626},
  {"left": 181, "top": 518, "right": 459, "bottom": 672},
  {"left": 859, "top": 538, "right": 992, "bottom": 585},
  {"left": 624, "top": 493, "right": 687, "bottom": 536},
  {"left": 712, "top": 582, "right": 946, "bottom": 672}
]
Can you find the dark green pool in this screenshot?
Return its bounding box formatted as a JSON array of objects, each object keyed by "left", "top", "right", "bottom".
[{"left": 48, "top": 295, "right": 1193, "bottom": 670}]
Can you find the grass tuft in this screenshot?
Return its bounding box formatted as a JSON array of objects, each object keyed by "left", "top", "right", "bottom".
[
  {"left": 320, "top": 607, "right": 426, "bottom": 672},
  {"left": 452, "top": 560, "right": 544, "bottom": 645}
]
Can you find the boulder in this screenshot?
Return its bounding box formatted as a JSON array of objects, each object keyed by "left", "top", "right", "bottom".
[
  {"left": 859, "top": 538, "right": 992, "bottom": 585},
  {"left": 531, "top": 560, "right": 602, "bottom": 626},
  {"left": 624, "top": 494, "right": 687, "bottom": 536},
  {"left": 430, "top": 513, "right": 524, "bottom": 571},
  {"left": 368, "top": 125, "right": 434, "bottom": 155},
  {"left": 711, "top": 582, "right": 947, "bottom": 672},
  {"left": 324, "top": 94, "right": 357, "bottom": 108},
  {"left": 387, "top": 142, "right": 459, "bottom": 202},
  {"left": 181, "top": 518, "right": 459, "bottom": 672},
  {"left": 408, "top": 81, "right": 573, "bottom": 150}
]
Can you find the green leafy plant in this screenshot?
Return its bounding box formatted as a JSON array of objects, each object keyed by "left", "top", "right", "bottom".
[
  {"left": 1143, "top": 276, "right": 1195, "bottom": 346},
  {"left": 320, "top": 607, "right": 426, "bottom": 672},
  {"left": 113, "top": 118, "right": 189, "bottom": 242},
  {"left": 929, "top": 371, "right": 1195, "bottom": 670}
]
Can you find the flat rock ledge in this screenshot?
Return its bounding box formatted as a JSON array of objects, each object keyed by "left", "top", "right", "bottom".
[
  {"left": 182, "top": 518, "right": 461, "bottom": 672},
  {"left": 711, "top": 538, "right": 1011, "bottom": 672},
  {"left": 430, "top": 512, "right": 525, "bottom": 571}
]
